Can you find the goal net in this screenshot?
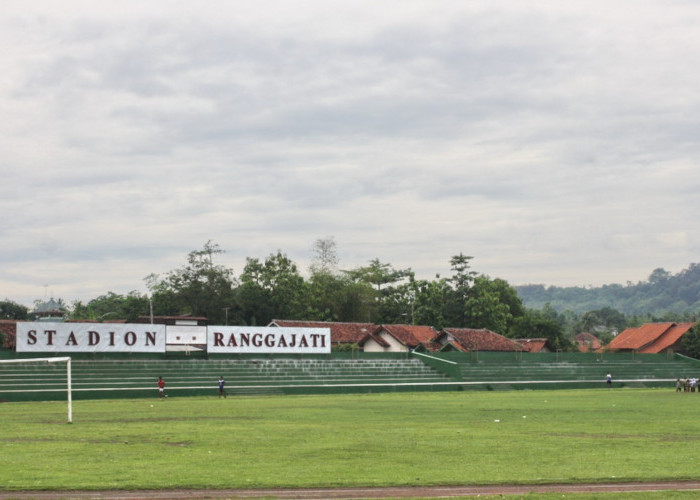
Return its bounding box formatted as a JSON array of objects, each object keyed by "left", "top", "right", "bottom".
[{"left": 0, "top": 356, "right": 72, "bottom": 423}]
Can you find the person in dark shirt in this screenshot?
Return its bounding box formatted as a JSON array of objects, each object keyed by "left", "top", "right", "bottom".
[{"left": 218, "top": 376, "right": 226, "bottom": 398}]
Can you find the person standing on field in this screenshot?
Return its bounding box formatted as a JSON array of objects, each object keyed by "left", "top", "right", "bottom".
[
  {"left": 606, "top": 373, "right": 612, "bottom": 386},
  {"left": 218, "top": 376, "right": 226, "bottom": 398},
  {"left": 158, "top": 376, "right": 166, "bottom": 398}
]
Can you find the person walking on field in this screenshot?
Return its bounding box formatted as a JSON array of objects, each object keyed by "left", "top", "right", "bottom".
[
  {"left": 218, "top": 376, "right": 226, "bottom": 398},
  {"left": 158, "top": 376, "right": 166, "bottom": 398}
]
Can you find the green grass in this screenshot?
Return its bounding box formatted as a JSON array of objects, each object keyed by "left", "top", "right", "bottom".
[{"left": 1, "top": 388, "right": 700, "bottom": 491}]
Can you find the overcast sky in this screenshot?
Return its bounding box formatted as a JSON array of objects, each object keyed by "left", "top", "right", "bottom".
[{"left": 2, "top": 1, "right": 700, "bottom": 308}]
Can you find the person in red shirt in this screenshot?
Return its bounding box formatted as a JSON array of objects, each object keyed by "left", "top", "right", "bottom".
[{"left": 157, "top": 376, "right": 166, "bottom": 398}]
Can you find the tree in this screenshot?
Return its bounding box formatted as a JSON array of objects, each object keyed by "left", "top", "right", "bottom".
[
  {"left": 70, "top": 291, "right": 149, "bottom": 322},
  {"left": 516, "top": 263, "right": 700, "bottom": 316},
  {"left": 379, "top": 279, "right": 417, "bottom": 324},
  {"left": 648, "top": 267, "right": 671, "bottom": 285},
  {"left": 575, "top": 307, "right": 627, "bottom": 337},
  {"left": 463, "top": 276, "right": 521, "bottom": 333},
  {"left": 306, "top": 272, "right": 348, "bottom": 321},
  {"left": 412, "top": 278, "right": 451, "bottom": 330},
  {"left": 681, "top": 326, "right": 700, "bottom": 359},
  {"left": 336, "top": 280, "right": 376, "bottom": 323},
  {"left": 307, "top": 236, "right": 346, "bottom": 321},
  {"left": 343, "top": 259, "right": 412, "bottom": 323},
  {"left": 146, "top": 241, "right": 239, "bottom": 324},
  {"left": 0, "top": 300, "right": 29, "bottom": 320},
  {"left": 445, "top": 253, "right": 477, "bottom": 327},
  {"left": 237, "top": 251, "right": 308, "bottom": 325},
  {"left": 344, "top": 259, "right": 411, "bottom": 292},
  {"left": 448, "top": 253, "right": 477, "bottom": 292},
  {"left": 309, "top": 236, "right": 339, "bottom": 275},
  {"left": 510, "top": 309, "right": 572, "bottom": 350}
]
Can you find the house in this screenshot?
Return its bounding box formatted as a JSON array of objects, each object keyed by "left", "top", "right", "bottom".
[
  {"left": 434, "top": 328, "right": 525, "bottom": 352},
  {"left": 32, "top": 298, "right": 66, "bottom": 322},
  {"left": 575, "top": 332, "right": 602, "bottom": 352},
  {"left": 515, "top": 338, "right": 554, "bottom": 353},
  {"left": 359, "top": 324, "right": 440, "bottom": 353},
  {"left": 603, "top": 322, "right": 696, "bottom": 353},
  {"left": 268, "top": 320, "right": 377, "bottom": 347}
]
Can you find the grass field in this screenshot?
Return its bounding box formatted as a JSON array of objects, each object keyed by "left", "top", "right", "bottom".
[{"left": 2, "top": 388, "right": 700, "bottom": 493}]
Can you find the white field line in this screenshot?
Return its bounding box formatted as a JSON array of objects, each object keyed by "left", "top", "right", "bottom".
[{"left": 0, "top": 378, "right": 677, "bottom": 393}]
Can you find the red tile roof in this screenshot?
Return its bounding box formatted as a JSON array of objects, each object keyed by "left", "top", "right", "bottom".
[
  {"left": 422, "top": 341, "right": 447, "bottom": 352},
  {"left": 437, "top": 340, "right": 469, "bottom": 353},
  {"left": 607, "top": 323, "right": 669, "bottom": 351},
  {"left": 605, "top": 322, "right": 696, "bottom": 353},
  {"left": 269, "top": 320, "right": 376, "bottom": 344},
  {"left": 575, "top": 332, "right": 602, "bottom": 352},
  {"left": 359, "top": 332, "right": 391, "bottom": 348},
  {"left": 639, "top": 323, "right": 695, "bottom": 353},
  {"left": 441, "top": 328, "right": 524, "bottom": 352},
  {"left": 515, "top": 338, "right": 549, "bottom": 353},
  {"left": 364, "top": 324, "right": 440, "bottom": 348}
]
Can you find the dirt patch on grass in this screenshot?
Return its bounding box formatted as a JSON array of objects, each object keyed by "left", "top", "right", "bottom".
[
  {"left": 163, "top": 440, "right": 193, "bottom": 447},
  {"left": 3, "top": 481, "right": 700, "bottom": 499}
]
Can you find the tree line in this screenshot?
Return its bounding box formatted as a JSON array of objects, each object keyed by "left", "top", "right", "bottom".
[
  {"left": 516, "top": 264, "right": 700, "bottom": 317},
  {"left": 2, "top": 240, "right": 699, "bottom": 352}
]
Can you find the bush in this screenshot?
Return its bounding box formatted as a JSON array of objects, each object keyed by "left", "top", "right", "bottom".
[{"left": 332, "top": 342, "right": 360, "bottom": 352}]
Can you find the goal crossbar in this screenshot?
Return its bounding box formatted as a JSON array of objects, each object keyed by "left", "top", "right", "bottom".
[{"left": 0, "top": 357, "right": 72, "bottom": 423}]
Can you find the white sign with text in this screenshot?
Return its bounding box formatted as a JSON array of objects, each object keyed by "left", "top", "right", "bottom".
[
  {"left": 207, "top": 326, "right": 331, "bottom": 354},
  {"left": 16, "top": 322, "right": 166, "bottom": 353}
]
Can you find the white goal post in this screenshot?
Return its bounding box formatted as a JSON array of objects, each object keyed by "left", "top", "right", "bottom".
[{"left": 0, "top": 356, "right": 72, "bottom": 423}]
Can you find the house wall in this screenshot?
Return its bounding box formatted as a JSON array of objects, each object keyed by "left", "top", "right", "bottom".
[
  {"left": 362, "top": 338, "right": 384, "bottom": 352},
  {"left": 363, "top": 332, "right": 408, "bottom": 353}
]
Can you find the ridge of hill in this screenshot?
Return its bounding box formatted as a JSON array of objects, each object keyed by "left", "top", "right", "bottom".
[{"left": 515, "top": 263, "right": 700, "bottom": 316}]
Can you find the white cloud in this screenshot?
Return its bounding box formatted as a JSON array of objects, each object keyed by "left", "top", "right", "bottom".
[{"left": 2, "top": 1, "right": 700, "bottom": 307}]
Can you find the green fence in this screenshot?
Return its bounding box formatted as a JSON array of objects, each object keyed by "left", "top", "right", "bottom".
[
  {"left": 1, "top": 351, "right": 697, "bottom": 402},
  {"left": 416, "top": 351, "right": 697, "bottom": 390},
  {"left": 0, "top": 355, "right": 450, "bottom": 402}
]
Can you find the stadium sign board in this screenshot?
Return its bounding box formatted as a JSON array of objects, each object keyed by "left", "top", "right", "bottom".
[
  {"left": 207, "top": 326, "right": 330, "bottom": 354},
  {"left": 16, "top": 322, "right": 166, "bottom": 353}
]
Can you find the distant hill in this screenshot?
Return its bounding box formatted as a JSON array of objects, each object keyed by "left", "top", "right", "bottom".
[{"left": 515, "top": 263, "right": 700, "bottom": 317}]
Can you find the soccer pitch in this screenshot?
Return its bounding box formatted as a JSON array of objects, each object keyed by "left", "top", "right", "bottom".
[{"left": 1, "top": 388, "right": 699, "bottom": 492}]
